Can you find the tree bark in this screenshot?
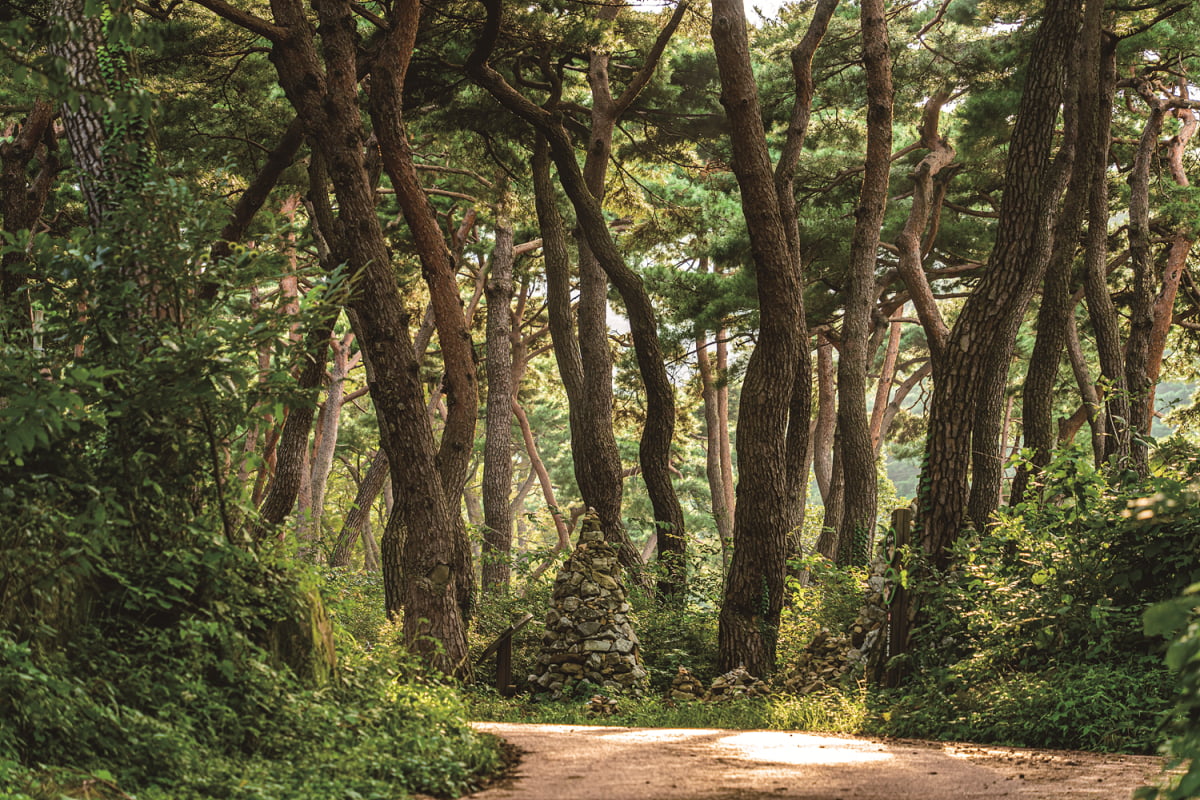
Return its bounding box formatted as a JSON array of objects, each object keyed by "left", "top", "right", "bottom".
[
  {"left": 893, "top": 95, "right": 954, "bottom": 364},
  {"left": 1123, "top": 82, "right": 1166, "bottom": 478},
  {"left": 330, "top": 450, "right": 389, "bottom": 568},
  {"left": 1009, "top": 51, "right": 1094, "bottom": 502},
  {"left": 835, "top": 0, "right": 892, "bottom": 564},
  {"left": 1080, "top": 32, "right": 1128, "bottom": 469},
  {"left": 813, "top": 333, "right": 836, "bottom": 502},
  {"left": 709, "top": 0, "right": 828, "bottom": 674},
  {"left": 468, "top": 1, "right": 689, "bottom": 596},
  {"left": 919, "top": 0, "right": 1082, "bottom": 569},
  {"left": 48, "top": 0, "right": 110, "bottom": 228},
  {"left": 869, "top": 307, "right": 904, "bottom": 453},
  {"left": 199, "top": 0, "right": 473, "bottom": 676},
  {"left": 529, "top": 138, "right": 645, "bottom": 581},
  {"left": 252, "top": 316, "right": 335, "bottom": 539},
  {"left": 0, "top": 99, "right": 58, "bottom": 335},
  {"left": 302, "top": 330, "right": 355, "bottom": 551},
  {"left": 697, "top": 325, "right": 733, "bottom": 571},
  {"left": 482, "top": 205, "right": 516, "bottom": 593},
  {"left": 1125, "top": 83, "right": 1196, "bottom": 470}
]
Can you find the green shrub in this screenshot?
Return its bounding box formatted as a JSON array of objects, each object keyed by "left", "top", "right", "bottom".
[
  {"left": 879, "top": 444, "right": 1199, "bottom": 753},
  {"left": 778, "top": 554, "right": 868, "bottom": 668},
  {"left": 877, "top": 660, "right": 1171, "bottom": 752},
  {"left": 323, "top": 568, "right": 388, "bottom": 649}
]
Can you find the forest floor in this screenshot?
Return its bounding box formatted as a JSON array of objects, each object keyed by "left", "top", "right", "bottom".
[{"left": 463, "top": 722, "right": 1165, "bottom": 800}]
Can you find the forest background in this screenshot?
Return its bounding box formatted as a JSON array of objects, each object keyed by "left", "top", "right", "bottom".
[{"left": 6, "top": 0, "right": 1200, "bottom": 797}]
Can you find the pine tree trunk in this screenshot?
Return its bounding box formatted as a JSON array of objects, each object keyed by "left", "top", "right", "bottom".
[
  {"left": 249, "top": 0, "right": 471, "bottom": 677},
  {"left": 1080, "top": 33, "right": 1128, "bottom": 468},
  {"left": 710, "top": 0, "right": 816, "bottom": 674},
  {"left": 813, "top": 334, "right": 836, "bottom": 503},
  {"left": 482, "top": 209, "right": 516, "bottom": 593},
  {"left": 329, "top": 450, "right": 388, "bottom": 568},
  {"left": 530, "top": 139, "right": 644, "bottom": 580},
  {"left": 1124, "top": 87, "right": 1166, "bottom": 478},
  {"left": 920, "top": 0, "right": 1081, "bottom": 568},
  {"left": 836, "top": 0, "right": 891, "bottom": 564},
  {"left": 697, "top": 326, "right": 733, "bottom": 570}
]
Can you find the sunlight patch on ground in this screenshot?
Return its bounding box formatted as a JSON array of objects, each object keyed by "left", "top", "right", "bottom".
[{"left": 718, "top": 732, "right": 896, "bottom": 766}]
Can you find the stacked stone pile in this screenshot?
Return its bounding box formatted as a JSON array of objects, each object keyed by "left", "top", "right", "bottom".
[
  {"left": 528, "top": 512, "right": 648, "bottom": 696},
  {"left": 780, "top": 550, "right": 892, "bottom": 694},
  {"left": 706, "top": 665, "right": 769, "bottom": 701},
  {"left": 779, "top": 629, "right": 854, "bottom": 694},
  {"left": 668, "top": 666, "right": 706, "bottom": 701},
  {"left": 586, "top": 694, "right": 619, "bottom": 717}
]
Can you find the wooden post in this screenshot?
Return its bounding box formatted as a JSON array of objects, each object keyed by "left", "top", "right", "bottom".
[
  {"left": 496, "top": 638, "right": 514, "bottom": 697},
  {"left": 884, "top": 506, "right": 913, "bottom": 688},
  {"left": 476, "top": 613, "right": 533, "bottom": 697}
]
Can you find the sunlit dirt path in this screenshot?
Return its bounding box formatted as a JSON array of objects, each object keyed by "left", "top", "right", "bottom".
[{"left": 466, "top": 722, "right": 1163, "bottom": 800}]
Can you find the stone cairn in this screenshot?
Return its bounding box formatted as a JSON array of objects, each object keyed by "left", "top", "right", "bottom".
[
  {"left": 780, "top": 550, "right": 891, "bottom": 694},
  {"left": 668, "top": 665, "right": 769, "bottom": 702},
  {"left": 528, "top": 511, "right": 648, "bottom": 696},
  {"left": 706, "top": 665, "right": 770, "bottom": 701},
  {"left": 668, "top": 666, "right": 706, "bottom": 701}
]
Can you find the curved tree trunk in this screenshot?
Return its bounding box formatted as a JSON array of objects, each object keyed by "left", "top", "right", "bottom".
[
  {"left": 530, "top": 140, "right": 643, "bottom": 579},
  {"left": 302, "top": 330, "right": 355, "bottom": 553},
  {"left": 329, "top": 450, "right": 389, "bottom": 568},
  {"left": 835, "top": 0, "right": 892, "bottom": 564},
  {"left": 204, "top": 0, "right": 473, "bottom": 677},
  {"left": 1009, "top": 80, "right": 1093, "bottom": 503},
  {"left": 252, "top": 315, "right": 335, "bottom": 540},
  {"left": 919, "top": 0, "right": 1082, "bottom": 569},
  {"left": 708, "top": 0, "right": 831, "bottom": 675},
  {"left": 468, "top": 1, "right": 689, "bottom": 596}
]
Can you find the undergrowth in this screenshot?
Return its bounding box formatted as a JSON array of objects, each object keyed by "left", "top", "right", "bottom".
[{"left": 0, "top": 189, "right": 502, "bottom": 800}]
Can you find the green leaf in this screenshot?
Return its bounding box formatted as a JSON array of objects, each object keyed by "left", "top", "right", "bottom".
[{"left": 1145, "top": 598, "right": 1195, "bottom": 638}]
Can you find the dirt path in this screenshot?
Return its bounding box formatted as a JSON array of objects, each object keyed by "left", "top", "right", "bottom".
[{"left": 468, "top": 723, "right": 1164, "bottom": 800}]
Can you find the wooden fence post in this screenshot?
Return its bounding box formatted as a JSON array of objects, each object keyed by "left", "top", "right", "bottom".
[
  {"left": 884, "top": 506, "right": 913, "bottom": 688},
  {"left": 476, "top": 613, "right": 534, "bottom": 697}
]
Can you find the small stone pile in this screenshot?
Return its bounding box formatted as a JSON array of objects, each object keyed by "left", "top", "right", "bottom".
[
  {"left": 706, "top": 665, "right": 769, "bottom": 701},
  {"left": 586, "top": 694, "right": 619, "bottom": 717},
  {"left": 780, "top": 551, "right": 892, "bottom": 694},
  {"left": 668, "top": 666, "right": 706, "bottom": 701},
  {"left": 528, "top": 511, "right": 648, "bottom": 696}
]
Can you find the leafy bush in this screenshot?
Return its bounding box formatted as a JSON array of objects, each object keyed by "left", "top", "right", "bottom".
[
  {"left": 323, "top": 567, "right": 389, "bottom": 649},
  {"left": 880, "top": 444, "right": 1198, "bottom": 752},
  {"left": 879, "top": 661, "right": 1171, "bottom": 752},
  {"left": 778, "top": 554, "right": 868, "bottom": 668}
]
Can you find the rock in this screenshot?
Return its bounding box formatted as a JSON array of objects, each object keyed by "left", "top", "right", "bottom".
[{"left": 577, "top": 621, "right": 602, "bottom": 637}]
